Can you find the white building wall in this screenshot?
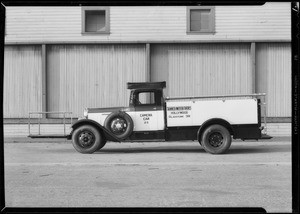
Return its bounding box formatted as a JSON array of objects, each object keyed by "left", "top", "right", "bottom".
[
  {"left": 3, "top": 3, "right": 292, "bottom": 138},
  {"left": 5, "top": 2, "right": 291, "bottom": 44}
]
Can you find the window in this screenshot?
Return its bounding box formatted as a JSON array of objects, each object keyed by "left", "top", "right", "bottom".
[
  {"left": 187, "top": 6, "right": 215, "bottom": 34},
  {"left": 136, "top": 92, "right": 155, "bottom": 105},
  {"left": 82, "top": 7, "right": 110, "bottom": 34}
]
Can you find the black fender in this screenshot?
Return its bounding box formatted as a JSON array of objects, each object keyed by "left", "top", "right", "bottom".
[
  {"left": 197, "top": 118, "right": 233, "bottom": 142},
  {"left": 70, "top": 119, "right": 121, "bottom": 142}
]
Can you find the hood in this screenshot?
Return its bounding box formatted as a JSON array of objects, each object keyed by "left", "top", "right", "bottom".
[{"left": 86, "top": 106, "right": 127, "bottom": 114}]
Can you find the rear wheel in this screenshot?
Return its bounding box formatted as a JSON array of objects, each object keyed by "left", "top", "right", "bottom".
[
  {"left": 72, "top": 125, "right": 106, "bottom": 154},
  {"left": 200, "top": 124, "right": 231, "bottom": 154}
]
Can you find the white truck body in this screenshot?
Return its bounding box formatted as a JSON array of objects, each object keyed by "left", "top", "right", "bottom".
[
  {"left": 166, "top": 98, "right": 258, "bottom": 127},
  {"left": 88, "top": 97, "right": 259, "bottom": 132}
]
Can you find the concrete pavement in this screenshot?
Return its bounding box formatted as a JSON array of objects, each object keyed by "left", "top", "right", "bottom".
[{"left": 4, "top": 138, "right": 292, "bottom": 212}]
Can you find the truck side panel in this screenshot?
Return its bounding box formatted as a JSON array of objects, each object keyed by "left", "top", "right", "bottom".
[
  {"left": 88, "top": 111, "right": 165, "bottom": 132},
  {"left": 166, "top": 98, "right": 258, "bottom": 127}
]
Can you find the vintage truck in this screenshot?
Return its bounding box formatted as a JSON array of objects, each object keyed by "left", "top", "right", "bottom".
[{"left": 67, "top": 81, "right": 271, "bottom": 154}]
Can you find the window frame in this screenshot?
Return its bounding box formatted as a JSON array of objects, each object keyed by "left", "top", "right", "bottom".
[
  {"left": 186, "top": 6, "right": 215, "bottom": 34},
  {"left": 130, "top": 89, "right": 163, "bottom": 108},
  {"left": 81, "top": 6, "right": 110, "bottom": 34},
  {"left": 135, "top": 91, "right": 156, "bottom": 107}
]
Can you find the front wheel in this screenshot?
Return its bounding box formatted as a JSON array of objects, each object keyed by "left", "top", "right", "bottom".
[
  {"left": 72, "top": 125, "right": 106, "bottom": 154},
  {"left": 200, "top": 124, "right": 232, "bottom": 154}
]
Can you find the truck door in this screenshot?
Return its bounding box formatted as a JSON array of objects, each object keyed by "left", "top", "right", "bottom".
[{"left": 132, "top": 90, "right": 165, "bottom": 131}]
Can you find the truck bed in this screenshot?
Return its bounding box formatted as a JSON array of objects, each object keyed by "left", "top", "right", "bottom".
[{"left": 165, "top": 94, "right": 263, "bottom": 127}]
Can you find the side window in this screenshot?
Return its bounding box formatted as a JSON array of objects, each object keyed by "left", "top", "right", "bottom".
[
  {"left": 82, "top": 7, "right": 110, "bottom": 34},
  {"left": 136, "top": 92, "right": 155, "bottom": 105}
]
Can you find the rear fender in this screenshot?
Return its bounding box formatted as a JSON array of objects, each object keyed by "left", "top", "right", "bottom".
[
  {"left": 197, "top": 118, "right": 233, "bottom": 142},
  {"left": 71, "top": 119, "right": 121, "bottom": 142}
]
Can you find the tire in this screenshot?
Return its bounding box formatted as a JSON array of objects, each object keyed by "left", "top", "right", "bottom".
[
  {"left": 104, "top": 111, "right": 134, "bottom": 140},
  {"left": 97, "top": 139, "right": 107, "bottom": 150},
  {"left": 72, "top": 125, "right": 106, "bottom": 154},
  {"left": 200, "top": 124, "right": 232, "bottom": 154}
]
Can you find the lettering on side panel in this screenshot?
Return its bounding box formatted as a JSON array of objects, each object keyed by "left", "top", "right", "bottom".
[{"left": 167, "top": 106, "right": 192, "bottom": 119}]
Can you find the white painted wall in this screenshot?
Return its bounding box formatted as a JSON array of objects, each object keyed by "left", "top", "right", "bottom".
[{"left": 5, "top": 2, "right": 291, "bottom": 44}]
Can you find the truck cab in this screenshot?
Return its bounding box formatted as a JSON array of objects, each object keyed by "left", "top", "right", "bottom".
[{"left": 127, "top": 82, "right": 166, "bottom": 140}]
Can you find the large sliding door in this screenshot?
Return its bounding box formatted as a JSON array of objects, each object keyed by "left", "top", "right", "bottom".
[
  {"left": 4, "top": 46, "right": 42, "bottom": 118},
  {"left": 151, "top": 43, "right": 252, "bottom": 97},
  {"left": 256, "top": 43, "right": 291, "bottom": 117},
  {"left": 47, "top": 44, "right": 147, "bottom": 118}
]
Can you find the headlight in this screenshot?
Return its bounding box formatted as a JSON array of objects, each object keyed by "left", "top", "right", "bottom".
[{"left": 83, "top": 108, "right": 88, "bottom": 118}]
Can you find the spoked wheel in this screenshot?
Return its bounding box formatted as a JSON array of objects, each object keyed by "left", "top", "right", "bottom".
[
  {"left": 104, "top": 111, "right": 134, "bottom": 139},
  {"left": 110, "top": 117, "right": 128, "bottom": 135},
  {"left": 72, "top": 125, "right": 106, "bottom": 153},
  {"left": 200, "top": 124, "right": 232, "bottom": 154},
  {"left": 78, "top": 130, "right": 95, "bottom": 148}
]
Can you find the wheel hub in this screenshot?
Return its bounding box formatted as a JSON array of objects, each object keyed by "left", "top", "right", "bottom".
[
  {"left": 78, "top": 131, "right": 94, "bottom": 147},
  {"left": 208, "top": 132, "right": 223, "bottom": 147},
  {"left": 110, "top": 118, "right": 127, "bottom": 134}
]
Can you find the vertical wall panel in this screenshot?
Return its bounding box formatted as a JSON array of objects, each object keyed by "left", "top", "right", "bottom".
[
  {"left": 47, "top": 44, "right": 146, "bottom": 118},
  {"left": 151, "top": 44, "right": 251, "bottom": 97},
  {"left": 256, "top": 43, "right": 291, "bottom": 117},
  {"left": 4, "top": 46, "right": 42, "bottom": 118}
]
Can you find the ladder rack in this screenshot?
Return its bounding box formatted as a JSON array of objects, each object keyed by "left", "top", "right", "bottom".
[{"left": 28, "top": 111, "right": 73, "bottom": 138}]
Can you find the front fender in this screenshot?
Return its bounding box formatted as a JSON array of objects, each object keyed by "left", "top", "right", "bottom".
[{"left": 71, "top": 119, "right": 121, "bottom": 142}]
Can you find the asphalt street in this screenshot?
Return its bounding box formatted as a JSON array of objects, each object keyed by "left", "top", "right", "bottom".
[{"left": 4, "top": 138, "right": 291, "bottom": 212}]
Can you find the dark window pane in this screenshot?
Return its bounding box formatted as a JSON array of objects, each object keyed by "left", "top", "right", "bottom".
[
  {"left": 191, "top": 20, "right": 201, "bottom": 31},
  {"left": 190, "top": 10, "right": 201, "bottom": 21},
  {"left": 190, "top": 9, "right": 211, "bottom": 31},
  {"left": 200, "top": 10, "right": 210, "bottom": 30},
  {"left": 85, "top": 10, "right": 106, "bottom": 32}
]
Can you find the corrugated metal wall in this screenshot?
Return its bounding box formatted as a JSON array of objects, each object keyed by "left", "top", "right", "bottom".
[
  {"left": 5, "top": 3, "right": 291, "bottom": 44},
  {"left": 47, "top": 44, "right": 146, "bottom": 118},
  {"left": 151, "top": 44, "right": 252, "bottom": 97},
  {"left": 3, "top": 42, "right": 291, "bottom": 120},
  {"left": 4, "top": 46, "right": 42, "bottom": 118},
  {"left": 256, "top": 43, "right": 291, "bottom": 117}
]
